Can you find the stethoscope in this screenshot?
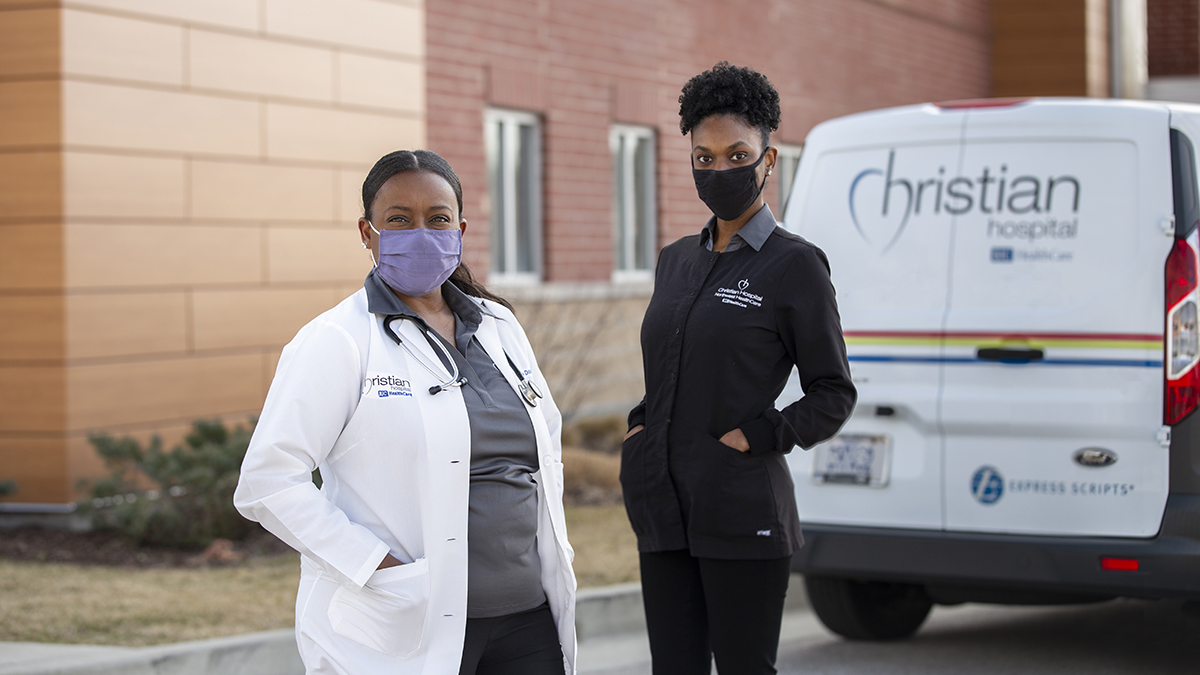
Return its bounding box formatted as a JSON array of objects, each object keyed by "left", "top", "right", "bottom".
[{"left": 382, "top": 314, "right": 544, "bottom": 407}]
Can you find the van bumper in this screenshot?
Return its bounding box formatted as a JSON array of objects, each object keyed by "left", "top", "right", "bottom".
[{"left": 792, "top": 494, "right": 1200, "bottom": 601}]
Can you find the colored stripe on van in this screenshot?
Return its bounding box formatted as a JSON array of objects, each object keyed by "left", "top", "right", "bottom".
[
  {"left": 847, "top": 355, "right": 1162, "bottom": 368},
  {"left": 844, "top": 331, "right": 1163, "bottom": 368},
  {"left": 844, "top": 331, "right": 1162, "bottom": 350}
]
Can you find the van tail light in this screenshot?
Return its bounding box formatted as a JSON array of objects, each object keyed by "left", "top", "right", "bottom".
[
  {"left": 1100, "top": 557, "right": 1139, "bottom": 572},
  {"left": 1166, "top": 238, "right": 1200, "bottom": 424}
]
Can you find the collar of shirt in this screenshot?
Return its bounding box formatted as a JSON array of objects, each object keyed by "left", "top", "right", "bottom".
[
  {"left": 699, "top": 203, "right": 776, "bottom": 252},
  {"left": 363, "top": 268, "right": 486, "bottom": 343}
]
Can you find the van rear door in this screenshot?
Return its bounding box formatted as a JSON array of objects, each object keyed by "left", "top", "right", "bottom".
[
  {"left": 941, "top": 101, "right": 1172, "bottom": 537},
  {"left": 784, "top": 106, "right": 963, "bottom": 530}
]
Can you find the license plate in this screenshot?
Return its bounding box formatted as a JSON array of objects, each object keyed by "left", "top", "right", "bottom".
[{"left": 812, "top": 435, "right": 891, "bottom": 487}]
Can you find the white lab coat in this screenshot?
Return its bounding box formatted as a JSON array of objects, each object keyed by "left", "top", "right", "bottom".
[{"left": 234, "top": 289, "right": 577, "bottom": 674}]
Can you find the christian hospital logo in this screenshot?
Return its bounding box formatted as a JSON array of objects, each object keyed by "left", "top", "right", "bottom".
[
  {"left": 848, "top": 150, "right": 1081, "bottom": 253},
  {"left": 363, "top": 374, "right": 412, "bottom": 398},
  {"left": 715, "top": 279, "right": 761, "bottom": 308}
]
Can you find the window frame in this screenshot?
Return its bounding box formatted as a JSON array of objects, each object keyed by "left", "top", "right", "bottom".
[
  {"left": 485, "top": 108, "right": 543, "bottom": 284},
  {"left": 610, "top": 124, "right": 657, "bottom": 283},
  {"left": 775, "top": 143, "right": 804, "bottom": 221}
]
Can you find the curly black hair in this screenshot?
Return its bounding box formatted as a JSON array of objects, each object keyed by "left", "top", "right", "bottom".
[{"left": 678, "top": 61, "right": 780, "bottom": 148}]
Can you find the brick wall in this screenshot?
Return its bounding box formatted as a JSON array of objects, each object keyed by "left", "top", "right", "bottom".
[
  {"left": 426, "top": 0, "right": 991, "bottom": 417},
  {"left": 0, "top": 0, "right": 425, "bottom": 503},
  {"left": 1148, "top": 0, "right": 1200, "bottom": 77},
  {"left": 429, "top": 0, "right": 990, "bottom": 282}
]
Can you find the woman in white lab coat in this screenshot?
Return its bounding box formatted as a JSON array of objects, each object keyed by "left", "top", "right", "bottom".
[{"left": 234, "top": 150, "right": 576, "bottom": 675}]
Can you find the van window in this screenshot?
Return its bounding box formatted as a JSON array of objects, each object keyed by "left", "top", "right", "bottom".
[{"left": 1171, "top": 129, "right": 1199, "bottom": 239}]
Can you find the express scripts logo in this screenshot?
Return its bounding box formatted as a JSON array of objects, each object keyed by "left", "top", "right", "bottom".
[
  {"left": 848, "top": 150, "right": 1082, "bottom": 253},
  {"left": 970, "top": 465, "right": 1135, "bottom": 507},
  {"left": 971, "top": 466, "right": 1004, "bottom": 505}
]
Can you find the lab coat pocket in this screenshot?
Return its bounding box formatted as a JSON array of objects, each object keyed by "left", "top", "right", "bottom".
[{"left": 327, "top": 557, "right": 430, "bottom": 658}]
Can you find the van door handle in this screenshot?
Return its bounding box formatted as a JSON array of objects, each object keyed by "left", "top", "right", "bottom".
[{"left": 976, "top": 347, "right": 1044, "bottom": 362}]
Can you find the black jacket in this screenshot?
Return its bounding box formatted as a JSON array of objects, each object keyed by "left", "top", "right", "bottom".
[{"left": 621, "top": 213, "right": 857, "bottom": 559}]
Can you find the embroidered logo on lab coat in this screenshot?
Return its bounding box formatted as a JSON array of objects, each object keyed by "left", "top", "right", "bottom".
[{"left": 363, "top": 374, "right": 413, "bottom": 398}]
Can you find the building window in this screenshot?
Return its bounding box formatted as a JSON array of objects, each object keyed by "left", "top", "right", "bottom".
[
  {"left": 773, "top": 143, "right": 803, "bottom": 220},
  {"left": 486, "top": 109, "right": 542, "bottom": 281},
  {"left": 610, "top": 125, "right": 656, "bottom": 280}
]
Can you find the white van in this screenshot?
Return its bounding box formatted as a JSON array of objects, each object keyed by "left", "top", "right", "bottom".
[{"left": 780, "top": 97, "right": 1200, "bottom": 640}]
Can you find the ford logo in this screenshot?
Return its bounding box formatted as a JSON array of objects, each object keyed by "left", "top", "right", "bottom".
[{"left": 1073, "top": 447, "right": 1118, "bottom": 468}]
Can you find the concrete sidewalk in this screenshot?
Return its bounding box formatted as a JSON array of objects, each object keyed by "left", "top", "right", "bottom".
[
  {"left": 0, "top": 576, "right": 811, "bottom": 675},
  {"left": 0, "top": 633, "right": 301, "bottom": 675}
]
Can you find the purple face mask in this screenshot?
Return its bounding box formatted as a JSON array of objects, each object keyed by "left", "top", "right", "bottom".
[{"left": 370, "top": 224, "right": 463, "bottom": 297}]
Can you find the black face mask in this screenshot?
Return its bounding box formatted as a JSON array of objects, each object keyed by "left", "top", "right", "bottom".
[{"left": 692, "top": 148, "right": 770, "bottom": 221}]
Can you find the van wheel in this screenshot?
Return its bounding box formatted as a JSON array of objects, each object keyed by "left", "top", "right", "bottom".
[{"left": 804, "top": 576, "right": 932, "bottom": 640}]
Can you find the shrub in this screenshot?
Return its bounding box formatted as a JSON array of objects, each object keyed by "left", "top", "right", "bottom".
[
  {"left": 0, "top": 480, "right": 16, "bottom": 498},
  {"left": 81, "top": 419, "right": 256, "bottom": 548}
]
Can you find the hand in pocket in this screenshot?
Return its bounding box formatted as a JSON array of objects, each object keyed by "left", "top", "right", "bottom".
[
  {"left": 328, "top": 558, "right": 430, "bottom": 658},
  {"left": 719, "top": 428, "right": 750, "bottom": 453}
]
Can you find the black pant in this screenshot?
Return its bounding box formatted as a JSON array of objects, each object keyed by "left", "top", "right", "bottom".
[
  {"left": 459, "top": 602, "right": 565, "bottom": 675},
  {"left": 640, "top": 549, "right": 792, "bottom": 675}
]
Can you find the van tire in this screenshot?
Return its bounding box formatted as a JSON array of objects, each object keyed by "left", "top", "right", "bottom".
[{"left": 804, "top": 576, "right": 932, "bottom": 640}]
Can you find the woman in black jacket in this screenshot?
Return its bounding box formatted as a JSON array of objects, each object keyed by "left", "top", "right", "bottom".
[{"left": 621, "top": 62, "right": 857, "bottom": 675}]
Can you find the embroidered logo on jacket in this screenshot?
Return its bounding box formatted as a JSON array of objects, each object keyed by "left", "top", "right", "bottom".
[{"left": 714, "top": 279, "right": 763, "bottom": 308}]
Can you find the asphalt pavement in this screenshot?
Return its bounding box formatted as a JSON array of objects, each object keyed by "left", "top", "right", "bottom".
[
  {"left": 773, "top": 599, "right": 1200, "bottom": 675},
  {"left": 584, "top": 598, "right": 1200, "bottom": 675}
]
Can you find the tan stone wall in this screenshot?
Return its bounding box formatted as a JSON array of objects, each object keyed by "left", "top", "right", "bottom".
[
  {"left": 0, "top": 5, "right": 66, "bottom": 502},
  {"left": 1, "top": 0, "right": 425, "bottom": 503},
  {"left": 1084, "top": 0, "right": 1111, "bottom": 98}
]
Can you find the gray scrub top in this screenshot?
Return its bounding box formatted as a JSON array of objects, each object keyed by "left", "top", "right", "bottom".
[{"left": 364, "top": 271, "right": 545, "bottom": 618}]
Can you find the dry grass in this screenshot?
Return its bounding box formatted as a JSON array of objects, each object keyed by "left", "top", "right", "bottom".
[
  {"left": 0, "top": 555, "right": 300, "bottom": 646},
  {"left": 565, "top": 503, "right": 639, "bottom": 588},
  {"left": 0, "top": 504, "right": 637, "bottom": 647}
]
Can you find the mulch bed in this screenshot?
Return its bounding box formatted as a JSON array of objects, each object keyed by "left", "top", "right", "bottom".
[{"left": 0, "top": 526, "right": 293, "bottom": 568}]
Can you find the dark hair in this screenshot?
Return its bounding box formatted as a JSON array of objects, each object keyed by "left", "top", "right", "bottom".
[
  {"left": 678, "top": 61, "right": 780, "bottom": 149},
  {"left": 362, "top": 150, "right": 512, "bottom": 311}
]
